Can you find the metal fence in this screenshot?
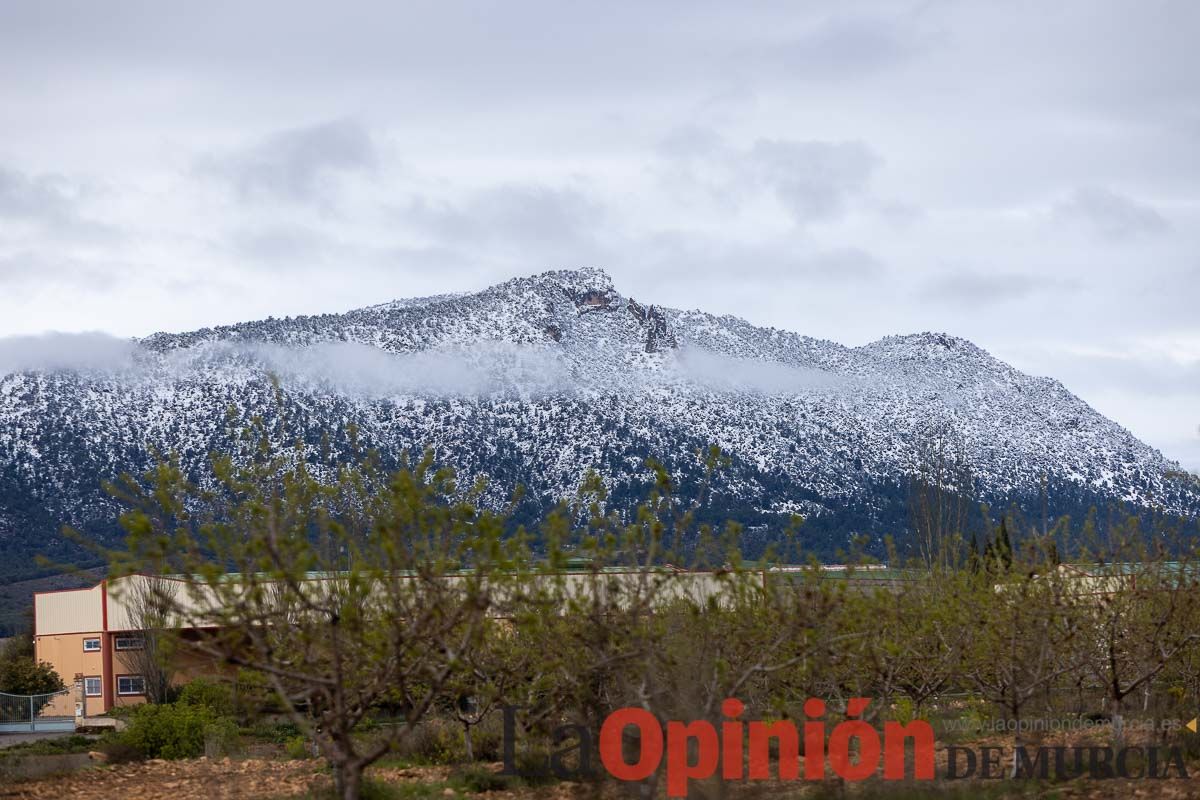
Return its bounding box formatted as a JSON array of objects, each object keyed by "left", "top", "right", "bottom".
[{"left": 0, "top": 689, "right": 74, "bottom": 733}]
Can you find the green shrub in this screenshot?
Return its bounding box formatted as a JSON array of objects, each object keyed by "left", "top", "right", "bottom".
[
  {"left": 891, "top": 696, "right": 916, "bottom": 725},
  {"left": 468, "top": 714, "right": 505, "bottom": 762},
  {"left": 358, "top": 779, "right": 406, "bottom": 800},
  {"left": 0, "top": 734, "right": 97, "bottom": 757},
  {"left": 450, "top": 764, "right": 514, "bottom": 792},
  {"left": 0, "top": 656, "right": 63, "bottom": 697},
  {"left": 391, "top": 719, "right": 462, "bottom": 765},
  {"left": 203, "top": 716, "right": 241, "bottom": 758},
  {"left": 231, "top": 668, "right": 286, "bottom": 719},
  {"left": 97, "top": 736, "right": 144, "bottom": 764},
  {"left": 285, "top": 735, "right": 314, "bottom": 759},
  {"left": 509, "top": 749, "right": 559, "bottom": 787},
  {"left": 105, "top": 703, "right": 138, "bottom": 720},
  {"left": 118, "top": 702, "right": 240, "bottom": 760},
  {"left": 177, "top": 678, "right": 235, "bottom": 718},
  {"left": 244, "top": 720, "right": 302, "bottom": 743}
]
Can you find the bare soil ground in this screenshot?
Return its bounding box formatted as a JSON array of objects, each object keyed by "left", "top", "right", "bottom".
[
  {"left": 5, "top": 733, "right": 1200, "bottom": 800},
  {"left": 0, "top": 757, "right": 326, "bottom": 799},
  {"left": 0, "top": 759, "right": 598, "bottom": 800}
]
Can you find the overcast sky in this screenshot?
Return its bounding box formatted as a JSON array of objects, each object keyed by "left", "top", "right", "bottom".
[{"left": 0, "top": 1, "right": 1197, "bottom": 471}]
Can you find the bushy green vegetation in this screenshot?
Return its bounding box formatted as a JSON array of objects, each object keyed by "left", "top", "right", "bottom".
[
  {"left": 0, "top": 734, "right": 98, "bottom": 758},
  {"left": 386, "top": 719, "right": 471, "bottom": 766},
  {"left": 447, "top": 764, "right": 516, "bottom": 793},
  {"left": 176, "top": 677, "right": 235, "bottom": 718},
  {"left": 285, "top": 734, "right": 315, "bottom": 760},
  {"left": 97, "top": 678, "right": 244, "bottom": 762},
  {"left": 245, "top": 719, "right": 302, "bottom": 744},
  {"left": 0, "top": 634, "right": 64, "bottom": 697},
  {"left": 109, "top": 701, "right": 240, "bottom": 760}
]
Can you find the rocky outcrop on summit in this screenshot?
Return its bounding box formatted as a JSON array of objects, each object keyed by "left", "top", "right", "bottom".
[{"left": 0, "top": 268, "right": 1195, "bottom": 578}]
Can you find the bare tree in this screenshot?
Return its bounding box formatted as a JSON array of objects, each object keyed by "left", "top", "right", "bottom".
[
  {"left": 1077, "top": 535, "right": 1200, "bottom": 744},
  {"left": 908, "top": 425, "right": 975, "bottom": 569},
  {"left": 110, "top": 424, "right": 531, "bottom": 800},
  {"left": 963, "top": 552, "right": 1085, "bottom": 777},
  {"left": 859, "top": 567, "right": 976, "bottom": 717},
  {"left": 115, "top": 575, "right": 179, "bottom": 704}
]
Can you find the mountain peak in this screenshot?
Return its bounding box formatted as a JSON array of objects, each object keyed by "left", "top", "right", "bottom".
[
  {"left": 4, "top": 268, "right": 1196, "bottom": 581},
  {"left": 857, "top": 331, "right": 998, "bottom": 367},
  {"left": 865, "top": 332, "right": 978, "bottom": 352},
  {"left": 513, "top": 267, "right": 615, "bottom": 296}
]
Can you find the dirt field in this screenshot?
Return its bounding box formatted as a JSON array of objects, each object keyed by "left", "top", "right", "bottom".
[
  {"left": 4, "top": 749, "right": 1200, "bottom": 799},
  {"left": 0, "top": 758, "right": 595, "bottom": 800}
]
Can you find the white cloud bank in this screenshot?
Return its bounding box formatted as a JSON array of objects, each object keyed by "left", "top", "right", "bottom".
[
  {"left": 0, "top": 331, "right": 137, "bottom": 375},
  {"left": 0, "top": 332, "right": 853, "bottom": 400}
]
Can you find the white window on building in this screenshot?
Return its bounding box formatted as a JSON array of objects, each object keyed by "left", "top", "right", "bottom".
[
  {"left": 116, "top": 675, "right": 145, "bottom": 696},
  {"left": 114, "top": 635, "right": 144, "bottom": 651},
  {"left": 84, "top": 676, "right": 102, "bottom": 697},
  {"left": 83, "top": 638, "right": 101, "bottom": 652}
]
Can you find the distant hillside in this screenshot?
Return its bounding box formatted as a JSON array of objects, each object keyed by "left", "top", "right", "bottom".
[
  {"left": 0, "top": 268, "right": 1196, "bottom": 584},
  {"left": 0, "top": 567, "right": 104, "bottom": 637}
]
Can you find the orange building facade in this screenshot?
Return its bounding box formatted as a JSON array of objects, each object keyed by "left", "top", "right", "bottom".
[{"left": 32, "top": 576, "right": 210, "bottom": 714}]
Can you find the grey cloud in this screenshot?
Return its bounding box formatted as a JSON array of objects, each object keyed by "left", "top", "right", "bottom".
[
  {"left": 656, "top": 131, "right": 880, "bottom": 223},
  {"left": 1027, "top": 350, "right": 1200, "bottom": 400},
  {"left": 231, "top": 340, "right": 852, "bottom": 399},
  {"left": 0, "top": 332, "right": 856, "bottom": 401},
  {"left": 222, "top": 340, "right": 570, "bottom": 399},
  {"left": 404, "top": 184, "right": 604, "bottom": 253},
  {"left": 750, "top": 140, "right": 879, "bottom": 221},
  {"left": 199, "top": 118, "right": 377, "bottom": 203},
  {"left": 0, "top": 333, "right": 571, "bottom": 396},
  {"left": 0, "top": 332, "right": 136, "bottom": 374},
  {"left": 766, "top": 14, "right": 935, "bottom": 80},
  {"left": 0, "top": 166, "right": 77, "bottom": 221},
  {"left": 1053, "top": 187, "right": 1169, "bottom": 241},
  {"left": 0, "top": 166, "right": 117, "bottom": 241},
  {"left": 674, "top": 347, "right": 851, "bottom": 395},
  {"left": 0, "top": 251, "right": 52, "bottom": 285},
  {"left": 655, "top": 126, "right": 726, "bottom": 160},
  {"left": 795, "top": 247, "right": 884, "bottom": 280},
  {"left": 225, "top": 224, "right": 478, "bottom": 279},
  {"left": 638, "top": 232, "right": 883, "bottom": 286},
  {"left": 922, "top": 271, "right": 1079, "bottom": 306},
  {"left": 0, "top": 251, "right": 112, "bottom": 290},
  {"left": 227, "top": 226, "right": 340, "bottom": 267},
  {"left": 874, "top": 201, "right": 926, "bottom": 226}
]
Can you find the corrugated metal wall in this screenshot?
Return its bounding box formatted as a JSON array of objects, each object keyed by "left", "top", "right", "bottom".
[{"left": 34, "top": 585, "right": 103, "bottom": 635}]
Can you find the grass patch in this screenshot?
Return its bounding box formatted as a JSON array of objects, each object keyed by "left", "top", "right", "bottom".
[
  {"left": 0, "top": 735, "right": 99, "bottom": 758},
  {"left": 241, "top": 720, "right": 303, "bottom": 744},
  {"left": 449, "top": 764, "right": 517, "bottom": 792}
]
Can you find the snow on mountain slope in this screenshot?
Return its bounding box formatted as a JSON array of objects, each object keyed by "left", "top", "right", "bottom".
[{"left": 0, "top": 268, "right": 1194, "bottom": 576}]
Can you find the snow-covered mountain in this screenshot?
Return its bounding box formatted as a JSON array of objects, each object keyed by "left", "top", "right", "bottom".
[{"left": 1, "top": 268, "right": 1195, "bottom": 580}]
